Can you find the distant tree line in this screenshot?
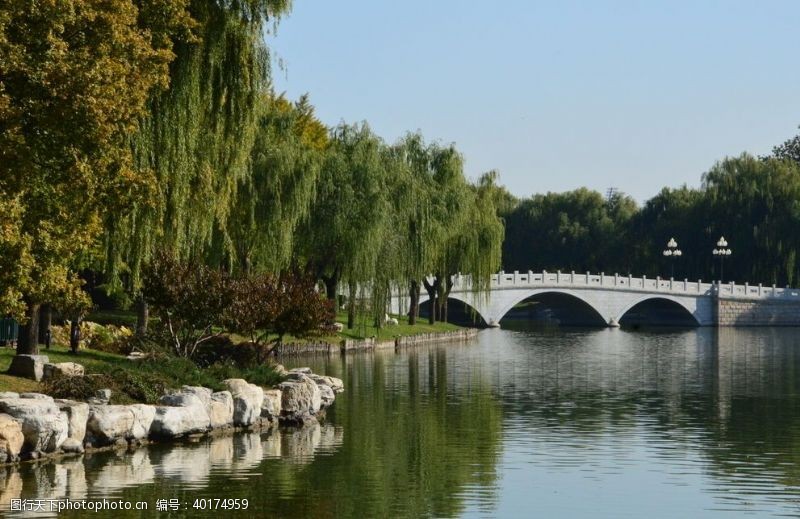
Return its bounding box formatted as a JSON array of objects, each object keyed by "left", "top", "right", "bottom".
[{"left": 502, "top": 133, "right": 800, "bottom": 287}]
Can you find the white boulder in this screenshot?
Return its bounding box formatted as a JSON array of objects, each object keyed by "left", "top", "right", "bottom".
[
  {"left": 55, "top": 400, "right": 89, "bottom": 443},
  {"left": 8, "top": 355, "right": 49, "bottom": 381},
  {"left": 60, "top": 438, "right": 83, "bottom": 454},
  {"left": 318, "top": 384, "right": 335, "bottom": 408},
  {"left": 42, "top": 362, "right": 84, "bottom": 381},
  {"left": 0, "top": 398, "right": 67, "bottom": 453},
  {"left": 208, "top": 391, "right": 234, "bottom": 429},
  {"left": 309, "top": 374, "right": 345, "bottom": 393},
  {"left": 0, "top": 414, "right": 24, "bottom": 462},
  {"left": 261, "top": 389, "right": 282, "bottom": 420},
  {"left": 177, "top": 386, "right": 212, "bottom": 407},
  {"left": 278, "top": 373, "right": 322, "bottom": 418},
  {"left": 223, "top": 379, "right": 264, "bottom": 427},
  {"left": 86, "top": 405, "right": 156, "bottom": 446},
  {"left": 151, "top": 394, "right": 210, "bottom": 438}
]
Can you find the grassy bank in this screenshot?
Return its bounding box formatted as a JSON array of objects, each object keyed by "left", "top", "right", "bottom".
[
  {"left": 87, "top": 309, "right": 470, "bottom": 343},
  {"left": 0, "top": 345, "right": 283, "bottom": 404},
  {"left": 0, "top": 311, "right": 472, "bottom": 400},
  {"left": 333, "top": 312, "right": 464, "bottom": 341}
]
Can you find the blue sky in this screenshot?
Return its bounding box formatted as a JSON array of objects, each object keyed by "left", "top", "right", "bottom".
[{"left": 269, "top": 0, "right": 800, "bottom": 202}]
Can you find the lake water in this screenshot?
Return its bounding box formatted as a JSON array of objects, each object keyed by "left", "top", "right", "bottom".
[{"left": 4, "top": 327, "right": 800, "bottom": 518}]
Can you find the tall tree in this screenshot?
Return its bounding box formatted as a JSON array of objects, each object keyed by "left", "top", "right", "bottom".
[
  {"left": 299, "top": 122, "right": 390, "bottom": 329},
  {"left": 0, "top": 0, "right": 192, "bottom": 353},
  {"left": 103, "top": 0, "right": 292, "bottom": 334},
  {"left": 429, "top": 171, "right": 505, "bottom": 324},
  {"left": 223, "top": 93, "right": 327, "bottom": 274},
  {"left": 392, "top": 135, "right": 504, "bottom": 324}
]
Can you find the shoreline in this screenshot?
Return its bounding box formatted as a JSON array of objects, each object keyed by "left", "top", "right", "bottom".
[
  {"left": 275, "top": 328, "right": 480, "bottom": 356},
  {"left": 0, "top": 366, "right": 342, "bottom": 467}
]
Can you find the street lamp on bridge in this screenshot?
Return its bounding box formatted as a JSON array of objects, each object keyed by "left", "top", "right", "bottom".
[
  {"left": 712, "top": 236, "right": 732, "bottom": 283},
  {"left": 662, "top": 237, "right": 682, "bottom": 279}
]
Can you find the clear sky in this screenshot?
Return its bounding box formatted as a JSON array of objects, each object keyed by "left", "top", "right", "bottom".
[{"left": 269, "top": 0, "right": 800, "bottom": 202}]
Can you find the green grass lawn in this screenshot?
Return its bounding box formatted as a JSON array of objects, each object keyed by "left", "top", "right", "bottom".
[
  {"left": 0, "top": 309, "right": 469, "bottom": 398},
  {"left": 85, "top": 309, "right": 140, "bottom": 327},
  {"left": 88, "top": 309, "right": 469, "bottom": 344},
  {"left": 0, "top": 344, "right": 282, "bottom": 403},
  {"left": 334, "top": 312, "right": 463, "bottom": 341},
  {"left": 0, "top": 345, "right": 130, "bottom": 393}
]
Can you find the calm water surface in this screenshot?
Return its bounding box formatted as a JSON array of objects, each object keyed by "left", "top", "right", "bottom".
[{"left": 4, "top": 327, "right": 800, "bottom": 518}]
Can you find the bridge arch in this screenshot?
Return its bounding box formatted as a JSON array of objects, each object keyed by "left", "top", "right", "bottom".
[
  {"left": 617, "top": 296, "right": 701, "bottom": 327},
  {"left": 416, "top": 293, "right": 490, "bottom": 326},
  {"left": 493, "top": 289, "right": 609, "bottom": 327}
]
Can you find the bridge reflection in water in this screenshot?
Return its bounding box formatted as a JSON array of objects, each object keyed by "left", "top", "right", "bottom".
[{"left": 3, "top": 329, "right": 800, "bottom": 517}]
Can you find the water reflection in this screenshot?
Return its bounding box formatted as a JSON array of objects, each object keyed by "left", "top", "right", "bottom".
[
  {"left": 1, "top": 423, "right": 343, "bottom": 518},
  {"left": 3, "top": 327, "right": 800, "bottom": 518},
  {"left": 299, "top": 327, "right": 800, "bottom": 518}
]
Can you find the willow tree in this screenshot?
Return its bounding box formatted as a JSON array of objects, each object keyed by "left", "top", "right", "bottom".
[
  {"left": 298, "top": 122, "right": 391, "bottom": 329},
  {"left": 390, "top": 134, "right": 448, "bottom": 324},
  {"left": 372, "top": 143, "right": 428, "bottom": 325},
  {"left": 426, "top": 172, "right": 504, "bottom": 324},
  {"left": 222, "top": 93, "right": 327, "bottom": 274},
  {"left": 104, "top": 0, "right": 292, "bottom": 334},
  {"left": 390, "top": 134, "right": 503, "bottom": 324},
  {"left": 0, "top": 0, "right": 192, "bottom": 353}
]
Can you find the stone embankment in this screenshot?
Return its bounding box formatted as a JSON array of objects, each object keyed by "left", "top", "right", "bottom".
[
  {"left": 0, "top": 360, "right": 342, "bottom": 465},
  {"left": 276, "top": 328, "right": 479, "bottom": 356}
]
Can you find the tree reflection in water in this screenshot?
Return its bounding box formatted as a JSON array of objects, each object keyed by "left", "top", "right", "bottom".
[{"left": 5, "top": 328, "right": 800, "bottom": 517}]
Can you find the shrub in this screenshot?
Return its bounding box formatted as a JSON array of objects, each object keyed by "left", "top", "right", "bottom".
[
  {"left": 194, "top": 337, "right": 274, "bottom": 369},
  {"left": 85, "top": 323, "right": 133, "bottom": 354},
  {"left": 143, "top": 251, "right": 233, "bottom": 359},
  {"left": 203, "top": 362, "right": 285, "bottom": 388},
  {"left": 43, "top": 373, "right": 116, "bottom": 402},
  {"left": 108, "top": 368, "right": 169, "bottom": 404},
  {"left": 42, "top": 369, "right": 168, "bottom": 405}
]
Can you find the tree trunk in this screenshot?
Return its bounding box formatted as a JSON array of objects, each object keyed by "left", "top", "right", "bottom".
[
  {"left": 423, "top": 278, "right": 438, "bottom": 324},
  {"left": 322, "top": 272, "right": 340, "bottom": 301},
  {"left": 69, "top": 318, "right": 81, "bottom": 354},
  {"left": 38, "top": 304, "right": 51, "bottom": 345},
  {"left": 408, "top": 280, "right": 420, "bottom": 325},
  {"left": 241, "top": 252, "right": 252, "bottom": 275},
  {"left": 17, "top": 302, "right": 40, "bottom": 355},
  {"left": 441, "top": 275, "right": 454, "bottom": 323},
  {"left": 135, "top": 296, "right": 149, "bottom": 337},
  {"left": 347, "top": 281, "right": 357, "bottom": 329}
]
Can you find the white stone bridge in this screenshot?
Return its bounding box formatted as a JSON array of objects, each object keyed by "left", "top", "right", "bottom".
[{"left": 388, "top": 271, "right": 800, "bottom": 327}]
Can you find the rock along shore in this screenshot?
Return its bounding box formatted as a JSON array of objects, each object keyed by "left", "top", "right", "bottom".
[{"left": 0, "top": 365, "right": 342, "bottom": 465}]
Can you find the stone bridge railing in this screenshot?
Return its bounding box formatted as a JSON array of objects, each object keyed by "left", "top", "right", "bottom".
[{"left": 446, "top": 271, "right": 800, "bottom": 301}]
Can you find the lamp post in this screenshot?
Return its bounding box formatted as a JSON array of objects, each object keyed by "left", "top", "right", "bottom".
[
  {"left": 712, "top": 236, "right": 732, "bottom": 283},
  {"left": 662, "top": 237, "right": 682, "bottom": 279}
]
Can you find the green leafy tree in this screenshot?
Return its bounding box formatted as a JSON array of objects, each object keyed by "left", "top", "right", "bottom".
[
  {"left": 223, "top": 94, "right": 327, "bottom": 274},
  {"left": 502, "top": 188, "right": 636, "bottom": 275},
  {"left": 299, "top": 122, "right": 390, "bottom": 329},
  {"left": 0, "top": 0, "right": 192, "bottom": 354},
  {"left": 104, "top": 0, "right": 292, "bottom": 334}
]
